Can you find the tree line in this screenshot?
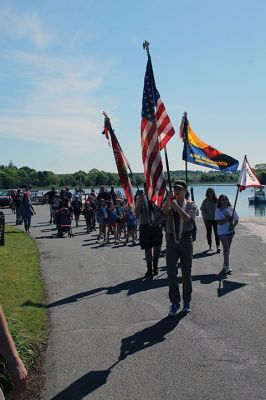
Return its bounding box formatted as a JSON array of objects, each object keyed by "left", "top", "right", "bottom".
[{"left": 0, "top": 161, "right": 266, "bottom": 190}]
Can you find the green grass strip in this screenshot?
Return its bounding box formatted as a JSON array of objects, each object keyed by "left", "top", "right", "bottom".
[{"left": 0, "top": 225, "right": 47, "bottom": 392}]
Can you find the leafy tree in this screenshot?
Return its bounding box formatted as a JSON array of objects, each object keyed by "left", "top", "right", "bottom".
[
  {"left": 73, "top": 171, "right": 87, "bottom": 187},
  {"left": 0, "top": 171, "right": 16, "bottom": 188},
  {"left": 134, "top": 175, "right": 144, "bottom": 186},
  {"left": 256, "top": 171, "right": 266, "bottom": 185},
  {"left": 255, "top": 163, "right": 266, "bottom": 170},
  {"left": 95, "top": 171, "right": 109, "bottom": 186}
]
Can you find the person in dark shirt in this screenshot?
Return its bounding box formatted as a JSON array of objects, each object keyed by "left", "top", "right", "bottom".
[
  {"left": 135, "top": 186, "right": 163, "bottom": 277},
  {"left": 109, "top": 185, "right": 117, "bottom": 205},
  {"left": 44, "top": 187, "right": 56, "bottom": 224},
  {"left": 13, "top": 189, "right": 23, "bottom": 225},
  {"left": 64, "top": 187, "right": 72, "bottom": 202},
  {"left": 97, "top": 186, "right": 111, "bottom": 203}
]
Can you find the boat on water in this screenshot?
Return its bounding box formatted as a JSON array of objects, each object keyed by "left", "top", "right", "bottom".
[{"left": 248, "top": 187, "right": 266, "bottom": 205}]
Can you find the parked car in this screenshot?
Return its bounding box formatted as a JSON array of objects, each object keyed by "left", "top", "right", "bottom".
[{"left": 0, "top": 191, "right": 12, "bottom": 207}]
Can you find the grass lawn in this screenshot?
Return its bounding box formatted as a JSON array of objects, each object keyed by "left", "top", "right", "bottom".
[{"left": 0, "top": 225, "right": 47, "bottom": 397}]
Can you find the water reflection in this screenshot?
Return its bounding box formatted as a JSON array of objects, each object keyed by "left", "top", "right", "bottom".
[{"left": 248, "top": 204, "right": 266, "bottom": 216}]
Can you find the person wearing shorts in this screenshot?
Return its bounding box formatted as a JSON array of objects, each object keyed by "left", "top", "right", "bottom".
[
  {"left": 96, "top": 199, "right": 107, "bottom": 243},
  {"left": 107, "top": 201, "right": 117, "bottom": 244},
  {"left": 115, "top": 199, "right": 125, "bottom": 242},
  {"left": 135, "top": 189, "right": 163, "bottom": 277},
  {"left": 215, "top": 194, "right": 239, "bottom": 274},
  {"left": 125, "top": 204, "right": 137, "bottom": 245}
]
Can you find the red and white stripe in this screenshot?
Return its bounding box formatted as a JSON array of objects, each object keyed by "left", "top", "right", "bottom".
[
  {"left": 155, "top": 98, "right": 175, "bottom": 150},
  {"left": 141, "top": 118, "right": 166, "bottom": 206}
]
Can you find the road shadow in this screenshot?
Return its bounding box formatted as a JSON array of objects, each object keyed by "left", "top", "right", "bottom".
[
  {"left": 82, "top": 237, "right": 98, "bottom": 242},
  {"left": 22, "top": 271, "right": 245, "bottom": 310},
  {"left": 193, "top": 250, "right": 217, "bottom": 259},
  {"left": 40, "top": 227, "right": 57, "bottom": 232},
  {"left": 217, "top": 279, "right": 247, "bottom": 297},
  {"left": 89, "top": 243, "right": 107, "bottom": 249},
  {"left": 21, "top": 276, "right": 169, "bottom": 309},
  {"left": 118, "top": 315, "right": 185, "bottom": 361},
  {"left": 33, "top": 222, "right": 51, "bottom": 227},
  {"left": 193, "top": 272, "right": 225, "bottom": 285},
  {"left": 50, "top": 369, "right": 111, "bottom": 400},
  {"left": 50, "top": 315, "right": 184, "bottom": 399},
  {"left": 35, "top": 235, "right": 58, "bottom": 240}
]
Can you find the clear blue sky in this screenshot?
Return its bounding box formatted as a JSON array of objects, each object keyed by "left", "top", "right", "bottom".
[{"left": 0, "top": 0, "right": 265, "bottom": 174}]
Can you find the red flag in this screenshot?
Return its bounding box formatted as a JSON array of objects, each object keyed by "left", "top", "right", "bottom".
[
  {"left": 102, "top": 126, "right": 111, "bottom": 147},
  {"left": 237, "top": 156, "right": 263, "bottom": 192},
  {"left": 141, "top": 54, "right": 172, "bottom": 206},
  {"left": 103, "top": 117, "right": 134, "bottom": 205}
]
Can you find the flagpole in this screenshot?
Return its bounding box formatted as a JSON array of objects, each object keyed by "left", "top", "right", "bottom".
[
  {"left": 232, "top": 154, "right": 246, "bottom": 218},
  {"left": 164, "top": 147, "right": 172, "bottom": 192},
  {"left": 183, "top": 112, "right": 188, "bottom": 184},
  {"left": 230, "top": 154, "right": 245, "bottom": 225},
  {"left": 232, "top": 186, "right": 240, "bottom": 215},
  {"left": 143, "top": 40, "right": 172, "bottom": 192}
]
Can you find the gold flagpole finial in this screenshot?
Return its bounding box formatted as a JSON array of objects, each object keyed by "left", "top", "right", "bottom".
[{"left": 143, "top": 40, "right": 150, "bottom": 55}]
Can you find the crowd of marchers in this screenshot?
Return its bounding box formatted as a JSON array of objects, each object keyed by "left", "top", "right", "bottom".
[
  {"left": 0, "top": 180, "right": 239, "bottom": 398},
  {"left": 9, "top": 181, "right": 239, "bottom": 315},
  {"left": 7, "top": 183, "right": 239, "bottom": 311}
]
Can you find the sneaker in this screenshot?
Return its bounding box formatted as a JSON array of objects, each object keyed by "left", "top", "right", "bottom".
[
  {"left": 183, "top": 302, "right": 191, "bottom": 313},
  {"left": 168, "top": 303, "right": 180, "bottom": 317},
  {"left": 225, "top": 266, "right": 232, "bottom": 274}
]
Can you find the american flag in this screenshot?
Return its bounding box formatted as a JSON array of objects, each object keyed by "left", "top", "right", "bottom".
[{"left": 141, "top": 54, "right": 174, "bottom": 206}]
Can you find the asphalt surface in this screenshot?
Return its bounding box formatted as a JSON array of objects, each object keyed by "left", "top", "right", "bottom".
[{"left": 4, "top": 206, "right": 266, "bottom": 400}]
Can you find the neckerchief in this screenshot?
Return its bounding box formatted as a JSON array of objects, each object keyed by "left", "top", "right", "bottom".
[{"left": 173, "top": 199, "right": 187, "bottom": 244}]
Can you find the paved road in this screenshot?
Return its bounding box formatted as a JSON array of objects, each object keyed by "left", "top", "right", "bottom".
[{"left": 4, "top": 206, "right": 266, "bottom": 400}]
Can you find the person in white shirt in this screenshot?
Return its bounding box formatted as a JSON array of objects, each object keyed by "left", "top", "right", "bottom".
[{"left": 215, "top": 195, "right": 239, "bottom": 274}]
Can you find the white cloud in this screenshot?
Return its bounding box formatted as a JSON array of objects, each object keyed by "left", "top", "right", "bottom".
[
  {"left": 0, "top": 4, "right": 54, "bottom": 47},
  {"left": 2, "top": 50, "right": 115, "bottom": 77},
  {"left": 0, "top": 49, "right": 119, "bottom": 157},
  {"left": 0, "top": 115, "right": 102, "bottom": 152}
]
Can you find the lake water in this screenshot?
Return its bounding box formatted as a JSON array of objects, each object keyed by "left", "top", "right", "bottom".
[
  {"left": 115, "top": 185, "right": 265, "bottom": 217},
  {"left": 37, "top": 185, "right": 266, "bottom": 218},
  {"left": 187, "top": 185, "right": 266, "bottom": 218}
]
